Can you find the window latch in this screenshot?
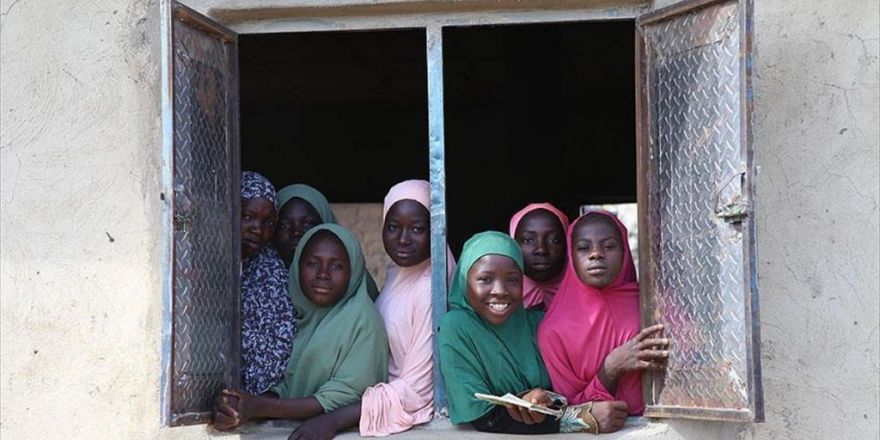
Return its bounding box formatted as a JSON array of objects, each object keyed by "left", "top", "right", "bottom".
[
  {"left": 173, "top": 185, "right": 194, "bottom": 229},
  {"left": 714, "top": 167, "right": 748, "bottom": 223}
]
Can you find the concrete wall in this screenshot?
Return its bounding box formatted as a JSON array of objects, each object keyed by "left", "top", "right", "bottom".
[
  {"left": 1, "top": 1, "right": 877, "bottom": 440},
  {"left": 334, "top": 203, "right": 392, "bottom": 287}
]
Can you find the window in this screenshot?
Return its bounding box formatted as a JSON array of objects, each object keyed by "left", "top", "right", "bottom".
[{"left": 160, "top": 0, "right": 762, "bottom": 427}]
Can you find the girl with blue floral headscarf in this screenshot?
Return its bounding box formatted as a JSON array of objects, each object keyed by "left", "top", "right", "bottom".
[{"left": 239, "top": 171, "right": 296, "bottom": 395}]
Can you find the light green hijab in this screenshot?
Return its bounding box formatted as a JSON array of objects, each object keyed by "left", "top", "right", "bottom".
[
  {"left": 275, "top": 184, "right": 338, "bottom": 224},
  {"left": 271, "top": 224, "right": 388, "bottom": 411},
  {"left": 438, "top": 231, "right": 551, "bottom": 424},
  {"left": 274, "top": 183, "right": 380, "bottom": 300}
]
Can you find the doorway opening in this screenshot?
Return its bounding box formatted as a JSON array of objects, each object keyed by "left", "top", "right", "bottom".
[{"left": 443, "top": 21, "right": 636, "bottom": 253}]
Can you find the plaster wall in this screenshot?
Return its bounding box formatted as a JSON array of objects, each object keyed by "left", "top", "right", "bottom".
[
  {"left": 1, "top": 1, "right": 877, "bottom": 440},
  {"left": 334, "top": 203, "right": 392, "bottom": 287}
]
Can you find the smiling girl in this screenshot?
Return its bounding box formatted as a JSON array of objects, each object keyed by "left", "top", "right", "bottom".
[{"left": 438, "top": 231, "right": 628, "bottom": 434}]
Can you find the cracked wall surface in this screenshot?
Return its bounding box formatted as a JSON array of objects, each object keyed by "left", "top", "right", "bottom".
[{"left": 1, "top": 0, "right": 877, "bottom": 439}]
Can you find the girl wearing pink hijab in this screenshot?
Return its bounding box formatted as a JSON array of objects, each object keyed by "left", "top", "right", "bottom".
[
  {"left": 509, "top": 203, "right": 570, "bottom": 310},
  {"left": 286, "top": 180, "right": 455, "bottom": 439},
  {"left": 537, "top": 211, "right": 668, "bottom": 416}
]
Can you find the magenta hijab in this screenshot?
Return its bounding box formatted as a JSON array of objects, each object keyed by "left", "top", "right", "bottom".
[
  {"left": 508, "top": 203, "right": 570, "bottom": 310},
  {"left": 536, "top": 210, "right": 643, "bottom": 415}
]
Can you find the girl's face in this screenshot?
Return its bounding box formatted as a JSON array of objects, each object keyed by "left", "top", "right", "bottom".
[
  {"left": 241, "top": 197, "right": 276, "bottom": 259},
  {"left": 383, "top": 200, "right": 431, "bottom": 267},
  {"left": 299, "top": 233, "right": 351, "bottom": 308},
  {"left": 274, "top": 198, "right": 321, "bottom": 264},
  {"left": 466, "top": 255, "right": 523, "bottom": 325},
  {"left": 514, "top": 209, "right": 566, "bottom": 281},
  {"left": 571, "top": 219, "right": 624, "bottom": 289}
]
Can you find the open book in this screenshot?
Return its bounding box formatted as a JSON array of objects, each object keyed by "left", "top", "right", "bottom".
[{"left": 474, "top": 392, "right": 564, "bottom": 419}]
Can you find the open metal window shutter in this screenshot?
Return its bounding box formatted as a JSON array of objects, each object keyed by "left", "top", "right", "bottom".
[
  {"left": 636, "top": 0, "right": 763, "bottom": 422},
  {"left": 161, "top": 0, "right": 241, "bottom": 427}
]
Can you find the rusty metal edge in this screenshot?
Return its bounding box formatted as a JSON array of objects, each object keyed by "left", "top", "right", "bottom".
[
  {"left": 739, "top": 0, "right": 764, "bottom": 423},
  {"left": 635, "top": 16, "right": 661, "bottom": 410},
  {"left": 637, "top": 0, "right": 725, "bottom": 26},
  {"left": 171, "top": 411, "right": 214, "bottom": 426},
  {"left": 644, "top": 405, "right": 754, "bottom": 422},
  {"left": 173, "top": 1, "right": 237, "bottom": 42},
  {"left": 228, "top": 25, "right": 243, "bottom": 394}
]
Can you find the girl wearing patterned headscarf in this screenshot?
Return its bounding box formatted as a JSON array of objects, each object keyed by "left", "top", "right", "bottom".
[{"left": 239, "top": 171, "right": 296, "bottom": 396}]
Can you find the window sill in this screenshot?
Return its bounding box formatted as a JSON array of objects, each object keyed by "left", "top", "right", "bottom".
[{"left": 236, "top": 416, "right": 664, "bottom": 439}]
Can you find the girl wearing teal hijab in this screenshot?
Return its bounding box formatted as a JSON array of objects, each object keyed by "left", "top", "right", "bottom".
[
  {"left": 438, "top": 231, "right": 624, "bottom": 434},
  {"left": 214, "top": 224, "right": 388, "bottom": 430},
  {"left": 273, "top": 183, "right": 380, "bottom": 300}
]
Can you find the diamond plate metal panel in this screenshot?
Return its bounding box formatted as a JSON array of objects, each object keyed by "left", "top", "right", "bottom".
[
  {"left": 637, "top": 0, "right": 762, "bottom": 422},
  {"left": 166, "top": 1, "right": 240, "bottom": 426}
]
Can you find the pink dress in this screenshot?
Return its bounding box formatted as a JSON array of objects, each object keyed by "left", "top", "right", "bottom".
[
  {"left": 359, "top": 180, "right": 455, "bottom": 436},
  {"left": 537, "top": 210, "right": 644, "bottom": 415}
]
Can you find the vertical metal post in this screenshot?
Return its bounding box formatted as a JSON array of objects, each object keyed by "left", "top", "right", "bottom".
[
  {"left": 426, "top": 24, "right": 448, "bottom": 417},
  {"left": 159, "top": 0, "right": 175, "bottom": 427}
]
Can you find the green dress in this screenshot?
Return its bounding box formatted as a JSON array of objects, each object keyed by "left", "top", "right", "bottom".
[
  {"left": 272, "top": 224, "right": 389, "bottom": 411},
  {"left": 438, "top": 231, "right": 551, "bottom": 424}
]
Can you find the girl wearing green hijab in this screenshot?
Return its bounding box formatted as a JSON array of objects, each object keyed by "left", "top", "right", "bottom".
[
  {"left": 214, "top": 224, "right": 389, "bottom": 430},
  {"left": 438, "top": 231, "right": 625, "bottom": 434},
  {"left": 273, "top": 183, "right": 380, "bottom": 300}
]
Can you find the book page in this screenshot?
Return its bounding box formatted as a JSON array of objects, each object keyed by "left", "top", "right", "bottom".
[{"left": 473, "top": 392, "right": 563, "bottom": 418}]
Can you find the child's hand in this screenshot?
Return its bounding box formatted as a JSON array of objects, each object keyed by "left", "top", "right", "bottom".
[
  {"left": 605, "top": 324, "right": 668, "bottom": 374},
  {"left": 589, "top": 401, "right": 629, "bottom": 433},
  {"left": 506, "top": 388, "right": 552, "bottom": 425},
  {"left": 213, "top": 390, "right": 241, "bottom": 431},
  {"left": 598, "top": 324, "right": 668, "bottom": 394},
  {"left": 227, "top": 388, "right": 259, "bottom": 424},
  {"left": 212, "top": 388, "right": 258, "bottom": 430},
  {"left": 287, "top": 413, "right": 337, "bottom": 440}
]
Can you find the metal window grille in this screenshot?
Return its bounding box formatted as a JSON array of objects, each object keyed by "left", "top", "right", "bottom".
[
  {"left": 636, "top": 0, "right": 763, "bottom": 422},
  {"left": 160, "top": 0, "right": 241, "bottom": 427}
]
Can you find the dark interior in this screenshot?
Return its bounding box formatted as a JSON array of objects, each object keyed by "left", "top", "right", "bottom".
[
  {"left": 240, "top": 21, "right": 635, "bottom": 255},
  {"left": 240, "top": 29, "right": 429, "bottom": 200}
]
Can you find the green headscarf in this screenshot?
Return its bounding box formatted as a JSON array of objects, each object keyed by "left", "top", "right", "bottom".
[
  {"left": 274, "top": 183, "right": 380, "bottom": 300},
  {"left": 271, "top": 224, "right": 389, "bottom": 411},
  {"left": 438, "top": 231, "right": 551, "bottom": 424},
  {"left": 275, "top": 184, "right": 338, "bottom": 224}
]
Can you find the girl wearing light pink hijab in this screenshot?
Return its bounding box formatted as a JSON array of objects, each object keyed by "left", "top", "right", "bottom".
[
  {"left": 285, "top": 180, "right": 455, "bottom": 439},
  {"left": 509, "top": 203, "right": 570, "bottom": 310}
]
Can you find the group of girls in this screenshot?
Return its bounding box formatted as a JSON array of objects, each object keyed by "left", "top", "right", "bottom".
[{"left": 221, "top": 171, "right": 668, "bottom": 439}]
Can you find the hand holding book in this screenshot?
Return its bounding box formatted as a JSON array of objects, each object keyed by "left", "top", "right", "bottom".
[{"left": 474, "top": 390, "right": 566, "bottom": 419}]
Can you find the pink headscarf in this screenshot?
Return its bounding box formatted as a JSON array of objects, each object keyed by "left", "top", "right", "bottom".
[
  {"left": 536, "top": 210, "right": 643, "bottom": 415},
  {"left": 360, "top": 180, "right": 455, "bottom": 436},
  {"left": 508, "top": 203, "right": 570, "bottom": 310}
]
